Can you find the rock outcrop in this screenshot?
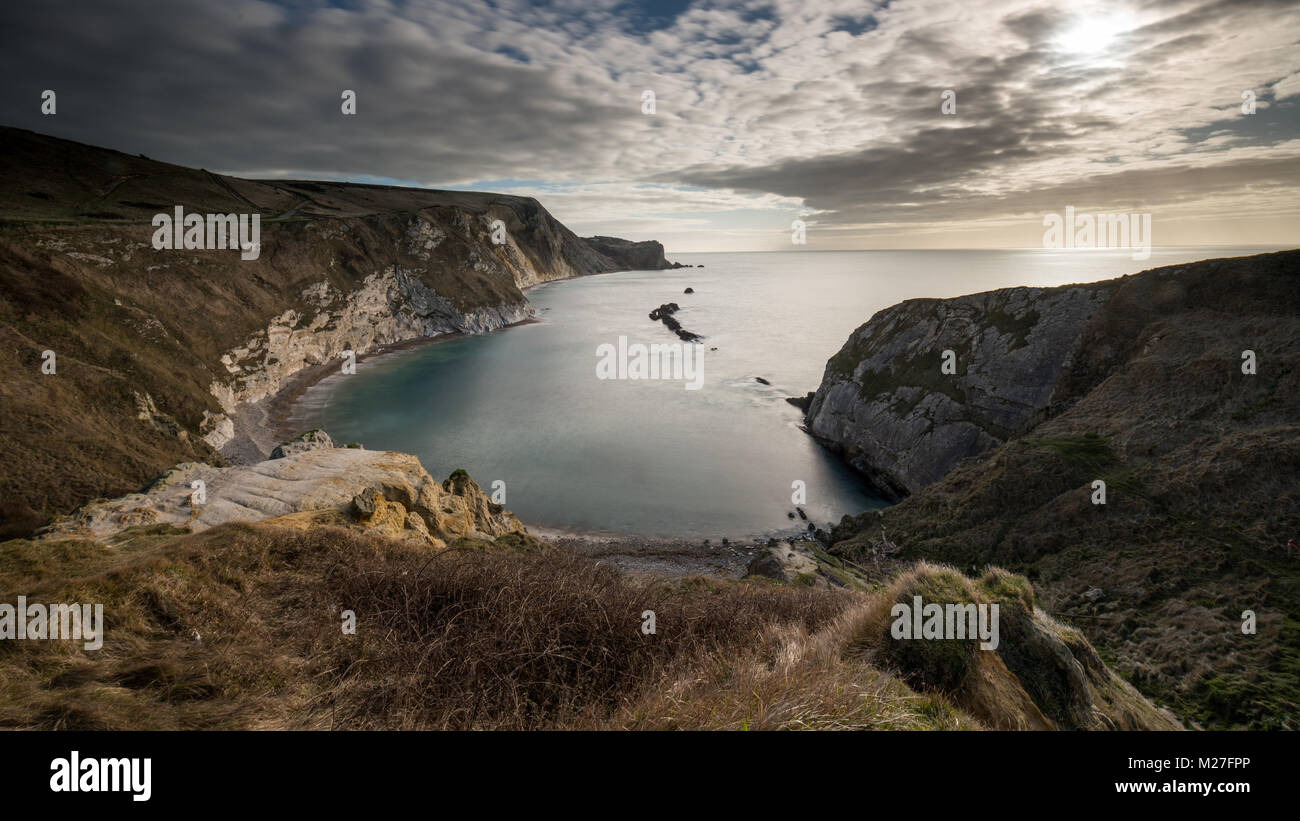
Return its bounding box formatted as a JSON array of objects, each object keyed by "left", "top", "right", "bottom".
[
  {"left": 39, "top": 444, "right": 526, "bottom": 548},
  {"left": 745, "top": 541, "right": 822, "bottom": 583},
  {"left": 805, "top": 282, "right": 1111, "bottom": 499},
  {"left": 582, "top": 236, "right": 683, "bottom": 270},
  {"left": 269, "top": 429, "right": 334, "bottom": 459},
  {"left": 648, "top": 302, "right": 702, "bottom": 341}
]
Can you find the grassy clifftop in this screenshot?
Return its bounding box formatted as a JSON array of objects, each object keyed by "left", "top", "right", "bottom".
[
  {"left": 822, "top": 250, "right": 1300, "bottom": 728},
  {"left": 0, "top": 517, "right": 1176, "bottom": 730}
]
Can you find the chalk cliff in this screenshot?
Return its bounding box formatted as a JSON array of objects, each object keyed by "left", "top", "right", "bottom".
[{"left": 0, "top": 127, "right": 678, "bottom": 536}]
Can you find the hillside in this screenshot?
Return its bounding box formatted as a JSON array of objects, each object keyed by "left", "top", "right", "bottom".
[
  {"left": 805, "top": 250, "right": 1300, "bottom": 728},
  {"left": 0, "top": 440, "right": 1177, "bottom": 730},
  {"left": 0, "top": 127, "right": 679, "bottom": 538}
]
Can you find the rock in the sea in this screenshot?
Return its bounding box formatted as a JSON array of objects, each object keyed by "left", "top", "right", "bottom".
[
  {"left": 785, "top": 391, "right": 815, "bottom": 412},
  {"left": 755, "top": 376, "right": 771, "bottom": 385},
  {"left": 648, "top": 302, "right": 680, "bottom": 321},
  {"left": 270, "top": 429, "right": 335, "bottom": 459},
  {"left": 649, "top": 301, "right": 703, "bottom": 341},
  {"left": 684, "top": 287, "right": 694, "bottom": 294}
]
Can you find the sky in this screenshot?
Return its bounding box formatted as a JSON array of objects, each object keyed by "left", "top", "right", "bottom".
[{"left": 1, "top": 0, "right": 1297, "bottom": 252}]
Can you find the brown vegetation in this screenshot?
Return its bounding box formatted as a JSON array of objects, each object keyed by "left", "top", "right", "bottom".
[{"left": 0, "top": 522, "right": 1174, "bottom": 730}]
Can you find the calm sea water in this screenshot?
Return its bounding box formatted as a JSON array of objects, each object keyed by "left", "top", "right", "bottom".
[{"left": 287, "top": 247, "right": 1283, "bottom": 539}]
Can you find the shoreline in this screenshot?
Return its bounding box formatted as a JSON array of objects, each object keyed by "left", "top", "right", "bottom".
[
  {"left": 220, "top": 316, "right": 542, "bottom": 463},
  {"left": 530, "top": 525, "right": 832, "bottom": 580},
  {"left": 217, "top": 287, "right": 789, "bottom": 577},
  {"left": 233, "top": 266, "right": 648, "bottom": 458},
  {"left": 533, "top": 526, "right": 762, "bottom": 579},
  {"left": 214, "top": 270, "right": 841, "bottom": 572}
]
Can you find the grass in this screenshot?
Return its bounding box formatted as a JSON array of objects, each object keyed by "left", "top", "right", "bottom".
[
  {"left": 0, "top": 523, "right": 953, "bottom": 730},
  {"left": 0, "top": 521, "right": 1175, "bottom": 731},
  {"left": 1020, "top": 432, "right": 1147, "bottom": 497}
]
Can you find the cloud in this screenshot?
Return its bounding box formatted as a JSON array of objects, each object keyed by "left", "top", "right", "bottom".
[{"left": 0, "top": 0, "right": 1296, "bottom": 250}]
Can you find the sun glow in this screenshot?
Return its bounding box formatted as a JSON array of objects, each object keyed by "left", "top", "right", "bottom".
[{"left": 1054, "top": 11, "right": 1136, "bottom": 55}]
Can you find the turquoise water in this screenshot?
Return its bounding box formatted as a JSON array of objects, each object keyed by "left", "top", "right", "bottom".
[{"left": 287, "top": 247, "right": 1284, "bottom": 538}]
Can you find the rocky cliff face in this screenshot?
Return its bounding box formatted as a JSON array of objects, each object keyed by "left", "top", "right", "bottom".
[
  {"left": 818, "top": 250, "right": 1300, "bottom": 728},
  {"left": 806, "top": 282, "right": 1111, "bottom": 499},
  {"left": 0, "top": 127, "right": 677, "bottom": 535},
  {"left": 582, "top": 235, "right": 683, "bottom": 270}
]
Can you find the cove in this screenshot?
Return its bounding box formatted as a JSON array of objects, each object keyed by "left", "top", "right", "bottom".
[{"left": 287, "top": 254, "right": 889, "bottom": 538}]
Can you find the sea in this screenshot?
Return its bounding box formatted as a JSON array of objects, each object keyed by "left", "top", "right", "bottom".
[{"left": 285, "top": 247, "right": 1285, "bottom": 539}]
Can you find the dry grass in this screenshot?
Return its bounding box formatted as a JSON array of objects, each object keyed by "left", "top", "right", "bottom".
[
  {"left": 316, "top": 538, "right": 856, "bottom": 729},
  {"left": 1, "top": 522, "right": 965, "bottom": 730},
  {"left": 0, "top": 522, "right": 1173, "bottom": 730},
  {"left": 603, "top": 601, "right": 976, "bottom": 730}
]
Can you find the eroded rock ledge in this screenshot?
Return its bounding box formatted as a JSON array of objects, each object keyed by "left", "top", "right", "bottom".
[{"left": 39, "top": 439, "right": 527, "bottom": 549}]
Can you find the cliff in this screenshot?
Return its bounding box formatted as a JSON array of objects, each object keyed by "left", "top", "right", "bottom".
[
  {"left": 806, "top": 282, "right": 1110, "bottom": 499},
  {"left": 0, "top": 127, "right": 677, "bottom": 537},
  {"left": 807, "top": 250, "right": 1300, "bottom": 728},
  {"left": 582, "top": 235, "right": 685, "bottom": 270}
]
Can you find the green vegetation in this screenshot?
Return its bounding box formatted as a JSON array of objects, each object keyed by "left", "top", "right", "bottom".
[
  {"left": 853, "top": 349, "right": 968, "bottom": 405},
  {"left": 1020, "top": 432, "right": 1147, "bottom": 497},
  {"left": 975, "top": 567, "right": 1035, "bottom": 612},
  {"left": 873, "top": 566, "right": 982, "bottom": 691},
  {"left": 985, "top": 307, "right": 1039, "bottom": 350}
]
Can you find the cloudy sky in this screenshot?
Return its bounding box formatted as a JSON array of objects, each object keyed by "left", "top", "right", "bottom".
[{"left": 2, "top": 0, "right": 1297, "bottom": 251}]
